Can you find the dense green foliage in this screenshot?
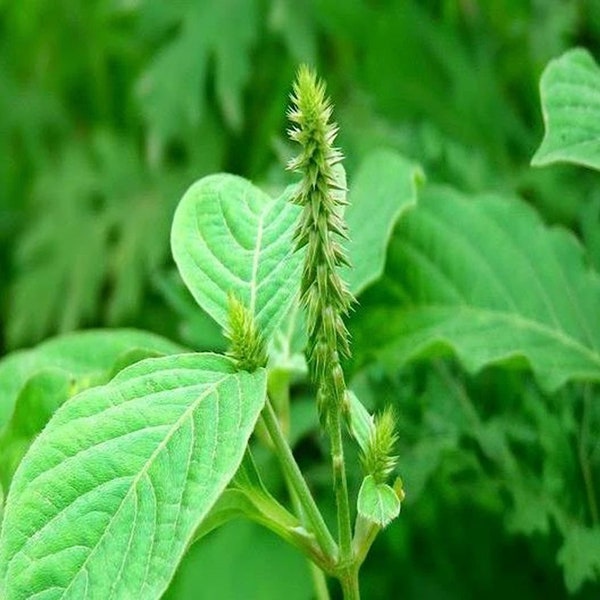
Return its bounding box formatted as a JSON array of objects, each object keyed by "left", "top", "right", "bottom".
[{"left": 1, "top": 1, "right": 600, "bottom": 598}]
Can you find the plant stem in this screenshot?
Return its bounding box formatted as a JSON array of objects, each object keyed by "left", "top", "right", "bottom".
[
  {"left": 326, "top": 397, "right": 360, "bottom": 598},
  {"left": 290, "top": 487, "right": 332, "bottom": 600},
  {"left": 353, "top": 516, "right": 380, "bottom": 567},
  {"left": 339, "top": 565, "right": 361, "bottom": 600},
  {"left": 327, "top": 404, "right": 354, "bottom": 567},
  {"left": 261, "top": 398, "right": 338, "bottom": 563},
  {"left": 270, "top": 375, "right": 332, "bottom": 600},
  {"left": 309, "top": 562, "right": 332, "bottom": 600}
]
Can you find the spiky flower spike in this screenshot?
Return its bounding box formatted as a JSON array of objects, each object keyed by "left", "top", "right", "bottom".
[
  {"left": 287, "top": 65, "right": 355, "bottom": 424},
  {"left": 287, "top": 65, "right": 356, "bottom": 577},
  {"left": 225, "top": 292, "right": 268, "bottom": 372}
]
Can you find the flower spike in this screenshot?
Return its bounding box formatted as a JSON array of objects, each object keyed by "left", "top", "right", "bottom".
[{"left": 287, "top": 65, "right": 355, "bottom": 423}]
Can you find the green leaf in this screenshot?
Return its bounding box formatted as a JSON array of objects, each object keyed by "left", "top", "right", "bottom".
[
  {"left": 506, "top": 486, "right": 551, "bottom": 537},
  {"left": 343, "top": 149, "right": 423, "bottom": 295},
  {"left": 532, "top": 48, "right": 600, "bottom": 171},
  {"left": 0, "top": 370, "right": 71, "bottom": 490},
  {"left": 0, "top": 353, "right": 266, "bottom": 599},
  {"left": 137, "top": 1, "right": 258, "bottom": 137},
  {"left": 557, "top": 524, "right": 600, "bottom": 593},
  {"left": 7, "top": 144, "right": 106, "bottom": 346},
  {"left": 357, "top": 475, "right": 401, "bottom": 527},
  {"left": 0, "top": 328, "right": 182, "bottom": 429},
  {"left": 7, "top": 134, "right": 177, "bottom": 347},
  {"left": 171, "top": 174, "right": 302, "bottom": 339},
  {"left": 353, "top": 185, "right": 600, "bottom": 392}
]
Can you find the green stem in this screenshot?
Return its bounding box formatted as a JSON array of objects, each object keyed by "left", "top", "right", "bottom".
[
  {"left": 353, "top": 515, "right": 380, "bottom": 568},
  {"left": 326, "top": 392, "right": 361, "bottom": 600},
  {"left": 270, "top": 376, "right": 332, "bottom": 600},
  {"left": 290, "top": 485, "right": 331, "bottom": 599},
  {"left": 261, "top": 399, "right": 338, "bottom": 564},
  {"left": 327, "top": 406, "right": 354, "bottom": 567},
  {"left": 339, "top": 565, "right": 361, "bottom": 600},
  {"left": 309, "top": 561, "right": 332, "bottom": 600}
]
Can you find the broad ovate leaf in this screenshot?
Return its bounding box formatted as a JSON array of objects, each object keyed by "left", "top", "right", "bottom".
[
  {"left": 171, "top": 174, "right": 302, "bottom": 339},
  {"left": 343, "top": 149, "right": 423, "bottom": 295},
  {"left": 357, "top": 475, "right": 401, "bottom": 527},
  {"left": 0, "top": 353, "right": 266, "bottom": 599},
  {"left": 532, "top": 48, "right": 600, "bottom": 171},
  {"left": 353, "top": 185, "right": 600, "bottom": 392}
]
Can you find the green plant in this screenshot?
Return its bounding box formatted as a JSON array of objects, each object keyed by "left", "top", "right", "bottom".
[
  {"left": 0, "top": 67, "right": 419, "bottom": 599},
  {"left": 3, "top": 27, "right": 600, "bottom": 597}
]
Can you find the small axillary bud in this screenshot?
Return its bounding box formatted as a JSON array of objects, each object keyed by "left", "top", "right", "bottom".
[
  {"left": 225, "top": 292, "right": 268, "bottom": 372},
  {"left": 360, "top": 406, "right": 399, "bottom": 484}
]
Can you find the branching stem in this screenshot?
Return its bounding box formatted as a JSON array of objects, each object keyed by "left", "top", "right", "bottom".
[{"left": 261, "top": 398, "right": 338, "bottom": 564}]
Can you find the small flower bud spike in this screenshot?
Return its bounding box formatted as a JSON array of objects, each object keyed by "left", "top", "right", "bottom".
[{"left": 225, "top": 292, "right": 268, "bottom": 372}]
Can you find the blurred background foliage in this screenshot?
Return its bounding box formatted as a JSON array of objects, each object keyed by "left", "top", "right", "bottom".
[{"left": 1, "top": 0, "right": 600, "bottom": 598}]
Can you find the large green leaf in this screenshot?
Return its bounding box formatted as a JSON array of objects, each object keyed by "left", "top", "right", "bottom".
[
  {"left": 352, "top": 185, "right": 600, "bottom": 392},
  {"left": 172, "top": 174, "right": 302, "bottom": 339},
  {"left": 0, "top": 329, "right": 179, "bottom": 491},
  {"left": 0, "top": 329, "right": 182, "bottom": 428},
  {"left": 343, "top": 149, "right": 423, "bottom": 295},
  {"left": 0, "top": 353, "right": 266, "bottom": 599},
  {"left": 532, "top": 48, "right": 600, "bottom": 171}
]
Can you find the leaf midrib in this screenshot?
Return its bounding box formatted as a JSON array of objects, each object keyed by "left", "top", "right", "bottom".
[{"left": 250, "top": 209, "right": 265, "bottom": 316}]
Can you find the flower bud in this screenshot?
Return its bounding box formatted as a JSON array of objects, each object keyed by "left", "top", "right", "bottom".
[
  {"left": 360, "top": 406, "right": 399, "bottom": 484},
  {"left": 225, "top": 292, "right": 267, "bottom": 372}
]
